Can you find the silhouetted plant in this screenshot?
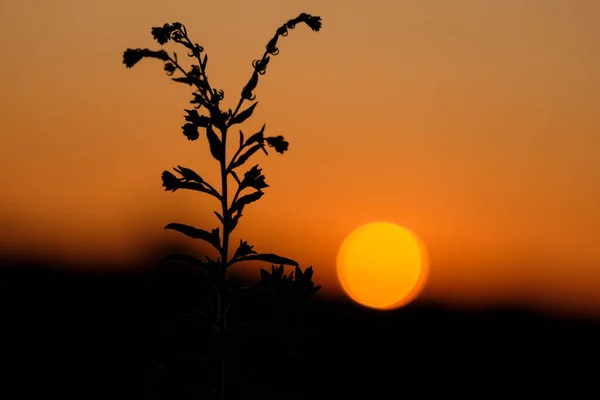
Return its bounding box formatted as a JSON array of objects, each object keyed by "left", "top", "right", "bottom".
[{"left": 124, "top": 13, "right": 322, "bottom": 399}]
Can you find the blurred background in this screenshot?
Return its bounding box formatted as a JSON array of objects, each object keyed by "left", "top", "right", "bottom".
[
  {"left": 1, "top": 0, "right": 599, "bottom": 317},
  {"left": 1, "top": 1, "right": 600, "bottom": 397}
]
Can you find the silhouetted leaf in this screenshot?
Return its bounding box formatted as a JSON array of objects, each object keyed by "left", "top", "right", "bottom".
[
  {"left": 163, "top": 178, "right": 220, "bottom": 199},
  {"left": 272, "top": 264, "right": 284, "bottom": 280},
  {"left": 229, "top": 254, "right": 298, "bottom": 267},
  {"left": 229, "top": 144, "right": 262, "bottom": 170},
  {"left": 294, "top": 265, "right": 303, "bottom": 281},
  {"left": 230, "top": 191, "right": 263, "bottom": 214},
  {"left": 172, "top": 76, "right": 196, "bottom": 86},
  {"left": 244, "top": 124, "right": 265, "bottom": 147},
  {"left": 232, "top": 240, "right": 257, "bottom": 261},
  {"left": 206, "top": 125, "right": 222, "bottom": 162},
  {"left": 182, "top": 182, "right": 218, "bottom": 196},
  {"left": 303, "top": 266, "right": 314, "bottom": 282},
  {"left": 173, "top": 165, "right": 203, "bottom": 182},
  {"left": 231, "top": 102, "right": 258, "bottom": 125},
  {"left": 214, "top": 211, "right": 224, "bottom": 224},
  {"left": 230, "top": 170, "right": 241, "bottom": 184},
  {"left": 164, "top": 223, "right": 221, "bottom": 252},
  {"left": 163, "top": 168, "right": 220, "bottom": 198}
]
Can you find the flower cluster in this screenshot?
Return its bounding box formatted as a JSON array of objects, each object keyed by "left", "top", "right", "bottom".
[
  {"left": 240, "top": 165, "right": 268, "bottom": 190},
  {"left": 265, "top": 136, "right": 289, "bottom": 154}
]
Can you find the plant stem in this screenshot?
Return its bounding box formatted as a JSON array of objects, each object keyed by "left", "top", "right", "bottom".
[{"left": 216, "top": 124, "right": 230, "bottom": 400}]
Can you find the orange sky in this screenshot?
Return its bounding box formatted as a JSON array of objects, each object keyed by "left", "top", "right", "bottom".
[{"left": 1, "top": 0, "right": 599, "bottom": 317}]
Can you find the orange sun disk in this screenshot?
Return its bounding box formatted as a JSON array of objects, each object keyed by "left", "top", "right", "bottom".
[{"left": 336, "top": 222, "right": 429, "bottom": 310}]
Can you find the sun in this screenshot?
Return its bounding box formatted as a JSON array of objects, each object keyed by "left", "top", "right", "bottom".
[{"left": 336, "top": 222, "right": 429, "bottom": 310}]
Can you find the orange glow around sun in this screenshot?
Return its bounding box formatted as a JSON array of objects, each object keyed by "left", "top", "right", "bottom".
[{"left": 336, "top": 222, "right": 429, "bottom": 310}]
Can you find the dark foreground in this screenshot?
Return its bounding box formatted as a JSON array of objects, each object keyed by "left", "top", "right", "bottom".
[{"left": 1, "top": 261, "right": 599, "bottom": 399}]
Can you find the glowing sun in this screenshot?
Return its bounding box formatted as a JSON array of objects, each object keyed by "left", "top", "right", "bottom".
[{"left": 336, "top": 222, "right": 429, "bottom": 310}]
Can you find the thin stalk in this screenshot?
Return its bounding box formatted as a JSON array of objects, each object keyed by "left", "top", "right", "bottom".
[{"left": 216, "top": 125, "right": 230, "bottom": 400}]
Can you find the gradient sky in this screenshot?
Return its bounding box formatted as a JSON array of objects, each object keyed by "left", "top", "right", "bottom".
[{"left": 1, "top": 0, "right": 599, "bottom": 317}]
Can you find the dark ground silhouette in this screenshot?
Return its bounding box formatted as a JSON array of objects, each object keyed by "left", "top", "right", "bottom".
[{"left": 1, "top": 259, "right": 599, "bottom": 399}]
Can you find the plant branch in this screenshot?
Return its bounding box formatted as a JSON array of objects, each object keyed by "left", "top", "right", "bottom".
[{"left": 167, "top": 54, "right": 212, "bottom": 108}]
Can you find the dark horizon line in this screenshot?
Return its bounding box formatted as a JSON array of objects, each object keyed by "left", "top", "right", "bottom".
[{"left": 2, "top": 254, "right": 600, "bottom": 326}]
